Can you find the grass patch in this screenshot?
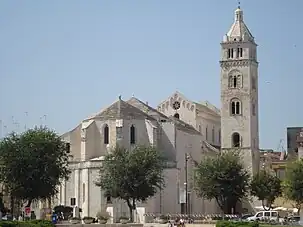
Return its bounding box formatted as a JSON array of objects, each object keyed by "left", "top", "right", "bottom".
[{"left": 261, "top": 226, "right": 292, "bottom": 227}]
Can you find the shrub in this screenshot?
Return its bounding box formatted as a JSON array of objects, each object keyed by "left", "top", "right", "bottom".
[
  {"left": 82, "top": 216, "right": 94, "bottom": 220},
  {"left": 28, "top": 220, "right": 54, "bottom": 227},
  {"left": 0, "top": 220, "right": 54, "bottom": 227},
  {"left": 216, "top": 221, "right": 259, "bottom": 227},
  {"left": 96, "top": 211, "right": 110, "bottom": 220},
  {"left": 159, "top": 215, "right": 168, "bottom": 220},
  {"left": 119, "top": 216, "right": 129, "bottom": 220}
]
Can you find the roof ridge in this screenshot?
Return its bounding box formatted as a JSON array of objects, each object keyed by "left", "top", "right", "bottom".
[
  {"left": 127, "top": 97, "right": 169, "bottom": 119},
  {"left": 85, "top": 98, "right": 155, "bottom": 121}
]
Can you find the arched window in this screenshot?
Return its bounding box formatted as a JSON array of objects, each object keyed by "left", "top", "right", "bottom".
[
  {"left": 130, "top": 125, "right": 136, "bottom": 144},
  {"left": 174, "top": 113, "right": 180, "bottom": 119},
  {"left": 233, "top": 76, "right": 237, "bottom": 88},
  {"left": 228, "top": 74, "right": 242, "bottom": 88},
  {"left": 231, "top": 99, "right": 241, "bottom": 115},
  {"left": 219, "top": 129, "right": 221, "bottom": 143},
  {"left": 205, "top": 126, "right": 208, "bottom": 140},
  {"left": 232, "top": 132, "right": 241, "bottom": 147},
  {"left": 198, "top": 125, "right": 201, "bottom": 133},
  {"left": 212, "top": 127, "right": 215, "bottom": 143},
  {"left": 104, "top": 124, "right": 109, "bottom": 144}
]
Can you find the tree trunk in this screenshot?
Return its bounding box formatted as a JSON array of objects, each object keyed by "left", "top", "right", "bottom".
[
  {"left": 215, "top": 197, "right": 225, "bottom": 219},
  {"left": 262, "top": 200, "right": 271, "bottom": 211},
  {"left": 26, "top": 199, "right": 32, "bottom": 208},
  {"left": 10, "top": 196, "right": 14, "bottom": 216},
  {"left": 128, "top": 206, "right": 133, "bottom": 222},
  {"left": 126, "top": 199, "right": 133, "bottom": 222}
]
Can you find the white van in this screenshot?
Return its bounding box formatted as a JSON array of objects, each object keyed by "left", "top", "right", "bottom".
[{"left": 247, "top": 211, "right": 279, "bottom": 222}]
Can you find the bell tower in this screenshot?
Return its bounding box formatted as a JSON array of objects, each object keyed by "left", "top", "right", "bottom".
[{"left": 220, "top": 5, "right": 259, "bottom": 174}]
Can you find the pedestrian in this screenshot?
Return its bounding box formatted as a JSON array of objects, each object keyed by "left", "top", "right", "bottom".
[{"left": 180, "top": 218, "right": 184, "bottom": 227}]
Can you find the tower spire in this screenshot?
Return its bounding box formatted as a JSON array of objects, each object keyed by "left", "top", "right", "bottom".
[{"left": 223, "top": 3, "right": 254, "bottom": 42}]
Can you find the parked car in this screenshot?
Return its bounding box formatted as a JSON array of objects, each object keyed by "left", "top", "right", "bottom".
[
  {"left": 287, "top": 216, "right": 300, "bottom": 225},
  {"left": 247, "top": 211, "right": 279, "bottom": 222}
]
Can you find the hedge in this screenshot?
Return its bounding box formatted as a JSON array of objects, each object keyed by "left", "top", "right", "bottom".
[
  {"left": 0, "top": 220, "right": 54, "bottom": 227},
  {"left": 216, "top": 221, "right": 259, "bottom": 227}
]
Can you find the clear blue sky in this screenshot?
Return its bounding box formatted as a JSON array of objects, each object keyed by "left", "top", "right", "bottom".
[{"left": 0, "top": 0, "right": 302, "bottom": 150}]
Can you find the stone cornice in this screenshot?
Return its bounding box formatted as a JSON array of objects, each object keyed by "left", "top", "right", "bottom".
[
  {"left": 220, "top": 59, "right": 258, "bottom": 71},
  {"left": 220, "top": 41, "right": 257, "bottom": 46}
]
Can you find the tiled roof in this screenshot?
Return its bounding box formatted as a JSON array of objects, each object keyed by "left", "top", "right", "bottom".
[
  {"left": 194, "top": 102, "right": 220, "bottom": 116},
  {"left": 126, "top": 97, "right": 168, "bottom": 119},
  {"left": 168, "top": 116, "right": 201, "bottom": 135},
  {"left": 225, "top": 7, "right": 254, "bottom": 42},
  {"left": 127, "top": 97, "right": 201, "bottom": 135},
  {"left": 86, "top": 98, "right": 155, "bottom": 121}
]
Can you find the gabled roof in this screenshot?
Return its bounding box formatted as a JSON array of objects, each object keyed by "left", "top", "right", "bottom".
[
  {"left": 85, "top": 97, "right": 155, "bottom": 121},
  {"left": 127, "top": 97, "right": 201, "bottom": 135},
  {"left": 194, "top": 101, "right": 220, "bottom": 117},
  {"left": 168, "top": 116, "right": 201, "bottom": 135},
  {"left": 127, "top": 97, "right": 169, "bottom": 120}
]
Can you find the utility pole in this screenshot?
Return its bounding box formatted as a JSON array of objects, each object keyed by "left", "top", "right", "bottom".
[{"left": 185, "top": 153, "right": 190, "bottom": 217}]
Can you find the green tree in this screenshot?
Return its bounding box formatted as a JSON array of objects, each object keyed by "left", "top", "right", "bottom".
[
  {"left": 250, "top": 169, "right": 282, "bottom": 210},
  {"left": 96, "top": 146, "right": 165, "bottom": 222},
  {"left": 283, "top": 159, "right": 303, "bottom": 213},
  {"left": 194, "top": 151, "right": 250, "bottom": 214},
  {"left": 0, "top": 127, "right": 70, "bottom": 207}
]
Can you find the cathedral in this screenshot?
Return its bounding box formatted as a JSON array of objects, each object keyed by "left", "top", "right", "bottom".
[{"left": 50, "top": 5, "right": 260, "bottom": 222}]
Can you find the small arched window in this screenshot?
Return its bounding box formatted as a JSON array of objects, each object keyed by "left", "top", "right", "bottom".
[
  {"left": 104, "top": 124, "right": 109, "bottom": 144},
  {"left": 232, "top": 132, "right": 241, "bottom": 147},
  {"left": 174, "top": 113, "right": 180, "bottom": 119},
  {"left": 231, "top": 99, "right": 241, "bottom": 115},
  {"left": 212, "top": 127, "right": 215, "bottom": 143},
  {"left": 198, "top": 125, "right": 201, "bottom": 133},
  {"left": 130, "top": 125, "right": 136, "bottom": 144},
  {"left": 229, "top": 74, "right": 242, "bottom": 88},
  {"left": 205, "top": 126, "right": 208, "bottom": 140}
]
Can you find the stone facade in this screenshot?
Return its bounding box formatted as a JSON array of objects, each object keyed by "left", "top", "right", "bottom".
[
  {"left": 52, "top": 96, "right": 220, "bottom": 221},
  {"left": 287, "top": 127, "right": 303, "bottom": 160},
  {"left": 157, "top": 92, "right": 221, "bottom": 148},
  {"left": 220, "top": 6, "right": 260, "bottom": 175}
]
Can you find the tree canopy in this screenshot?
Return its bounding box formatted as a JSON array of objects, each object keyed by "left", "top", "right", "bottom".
[
  {"left": 250, "top": 169, "right": 282, "bottom": 210},
  {"left": 95, "top": 145, "right": 165, "bottom": 221},
  {"left": 194, "top": 151, "right": 250, "bottom": 213},
  {"left": 0, "top": 127, "right": 70, "bottom": 207},
  {"left": 283, "top": 159, "right": 303, "bottom": 212}
]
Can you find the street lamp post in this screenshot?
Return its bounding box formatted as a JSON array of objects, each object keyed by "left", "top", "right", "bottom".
[{"left": 185, "top": 153, "right": 190, "bottom": 217}]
